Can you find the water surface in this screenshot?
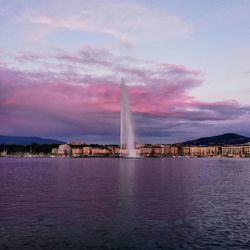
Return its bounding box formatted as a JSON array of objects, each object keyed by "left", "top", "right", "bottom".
[{"left": 1, "top": 158, "right": 250, "bottom": 249}]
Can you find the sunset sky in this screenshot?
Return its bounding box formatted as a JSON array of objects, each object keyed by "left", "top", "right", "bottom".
[{"left": 1, "top": 0, "right": 250, "bottom": 143}]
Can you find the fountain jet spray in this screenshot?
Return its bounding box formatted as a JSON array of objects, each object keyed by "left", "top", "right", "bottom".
[{"left": 120, "top": 78, "right": 136, "bottom": 157}]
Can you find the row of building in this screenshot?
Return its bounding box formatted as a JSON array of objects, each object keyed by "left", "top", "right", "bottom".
[{"left": 52, "top": 144, "right": 250, "bottom": 158}]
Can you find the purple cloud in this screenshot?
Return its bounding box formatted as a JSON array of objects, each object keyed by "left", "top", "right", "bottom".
[{"left": 0, "top": 47, "right": 249, "bottom": 143}]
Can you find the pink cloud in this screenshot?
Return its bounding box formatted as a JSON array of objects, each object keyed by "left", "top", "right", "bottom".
[{"left": 0, "top": 48, "right": 249, "bottom": 143}]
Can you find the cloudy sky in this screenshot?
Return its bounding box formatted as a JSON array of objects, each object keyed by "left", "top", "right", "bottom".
[{"left": 1, "top": 0, "right": 250, "bottom": 143}]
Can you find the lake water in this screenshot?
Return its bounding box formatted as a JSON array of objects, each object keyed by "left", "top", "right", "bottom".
[{"left": 0, "top": 157, "right": 250, "bottom": 249}]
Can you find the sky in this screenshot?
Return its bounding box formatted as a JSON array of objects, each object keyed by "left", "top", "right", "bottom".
[{"left": 0, "top": 0, "right": 250, "bottom": 144}]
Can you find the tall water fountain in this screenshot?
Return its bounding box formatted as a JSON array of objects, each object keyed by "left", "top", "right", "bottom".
[{"left": 120, "top": 78, "right": 136, "bottom": 157}]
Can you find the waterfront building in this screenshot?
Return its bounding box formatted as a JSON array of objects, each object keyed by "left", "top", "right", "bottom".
[
  {"left": 243, "top": 145, "right": 250, "bottom": 157},
  {"left": 187, "top": 146, "right": 221, "bottom": 157},
  {"left": 83, "top": 147, "right": 92, "bottom": 156},
  {"left": 58, "top": 144, "right": 72, "bottom": 156},
  {"left": 91, "top": 148, "right": 111, "bottom": 156},
  {"left": 51, "top": 148, "right": 58, "bottom": 155},
  {"left": 90, "top": 148, "right": 100, "bottom": 156},
  {"left": 138, "top": 147, "right": 153, "bottom": 156},
  {"left": 0, "top": 150, "right": 7, "bottom": 157},
  {"left": 153, "top": 146, "right": 163, "bottom": 156},
  {"left": 222, "top": 146, "right": 243, "bottom": 157},
  {"left": 182, "top": 146, "right": 191, "bottom": 156},
  {"left": 189, "top": 146, "right": 200, "bottom": 156},
  {"left": 120, "top": 148, "right": 127, "bottom": 156},
  {"left": 72, "top": 148, "right": 83, "bottom": 157},
  {"left": 115, "top": 147, "right": 121, "bottom": 155},
  {"left": 207, "top": 146, "right": 221, "bottom": 156},
  {"left": 164, "top": 145, "right": 171, "bottom": 156},
  {"left": 170, "top": 146, "right": 180, "bottom": 156},
  {"left": 50, "top": 143, "right": 250, "bottom": 158},
  {"left": 99, "top": 148, "right": 111, "bottom": 156},
  {"left": 108, "top": 146, "right": 116, "bottom": 155}
]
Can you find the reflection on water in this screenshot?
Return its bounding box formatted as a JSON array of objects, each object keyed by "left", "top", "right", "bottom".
[
  {"left": 1, "top": 157, "right": 250, "bottom": 249},
  {"left": 119, "top": 158, "right": 136, "bottom": 198}
]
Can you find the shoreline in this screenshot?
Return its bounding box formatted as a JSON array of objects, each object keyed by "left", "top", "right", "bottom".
[{"left": 1, "top": 155, "right": 249, "bottom": 159}]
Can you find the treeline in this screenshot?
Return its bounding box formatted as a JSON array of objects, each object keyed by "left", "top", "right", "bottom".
[
  {"left": 0, "top": 144, "right": 61, "bottom": 155},
  {"left": 0, "top": 143, "right": 120, "bottom": 155}
]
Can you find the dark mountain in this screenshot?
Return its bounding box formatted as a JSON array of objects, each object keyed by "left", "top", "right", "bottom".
[
  {"left": 178, "top": 133, "right": 250, "bottom": 146},
  {"left": 0, "top": 135, "right": 64, "bottom": 145}
]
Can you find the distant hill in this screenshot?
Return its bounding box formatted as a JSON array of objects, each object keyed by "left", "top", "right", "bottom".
[
  {"left": 178, "top": 133, "right": 250, "bottom": 146},
  {"left": 0, "top": 135, "right": 64, "bottom": 145}
]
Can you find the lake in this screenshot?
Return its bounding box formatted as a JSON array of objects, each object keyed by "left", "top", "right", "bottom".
[{"left": 0, "top": 157, "right": 250, "bottom": 249}]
